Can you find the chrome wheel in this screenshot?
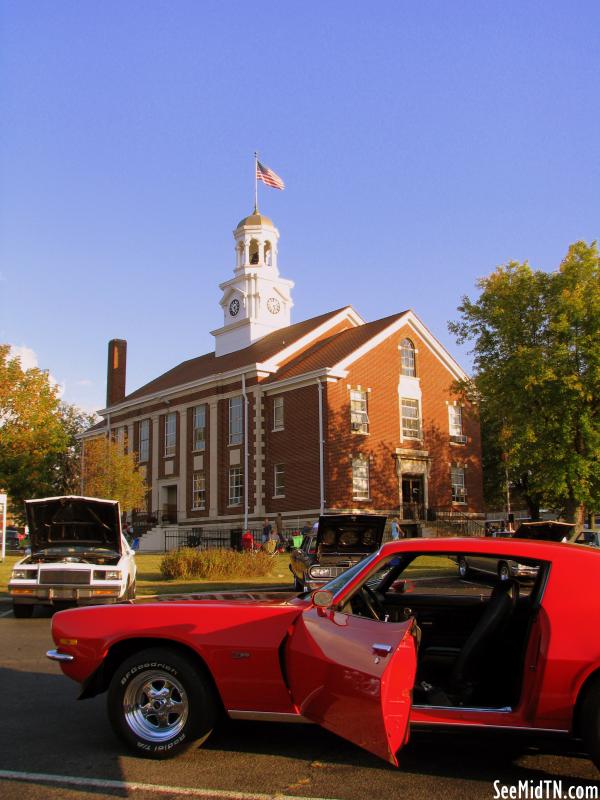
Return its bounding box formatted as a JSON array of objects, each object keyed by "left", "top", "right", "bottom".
[
  {"left": 498, "top": 562, "right": 510, "bottom": 581},
  {"left": 123, "top": 670, "right": 188, "bottom": 742},
  {"left": 458, "top": 558, "right": 468, "bottom": 578}
]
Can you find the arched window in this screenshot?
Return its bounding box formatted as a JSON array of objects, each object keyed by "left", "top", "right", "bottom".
[
  {"left": 249, "top": 239, "right": 259, "bottom": 264},
  {"left": 264, "top": 241, "right": 272, "bottom": 266},
  {"left": 400, "top": 339, "right": 416, "bottom": 377}
]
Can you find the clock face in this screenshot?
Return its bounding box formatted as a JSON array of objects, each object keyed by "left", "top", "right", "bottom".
[
  {"left": 267, "top": 297, "right": 281, "bottom": 315},
  {"left": 229, "top": 298, "right": 240, "bottom": 317}
]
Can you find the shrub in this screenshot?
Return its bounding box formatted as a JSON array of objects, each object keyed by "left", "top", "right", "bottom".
[{"left": 159, "top": 548, "right": 276, "bottom": 581}]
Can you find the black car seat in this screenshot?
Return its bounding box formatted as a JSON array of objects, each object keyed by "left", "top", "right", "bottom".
[
  {"left": 416, "top": 579, "right": 519, "bottom": 706},
  {"left": 450, "top": 578, "right": 519, "bottom": 700}
]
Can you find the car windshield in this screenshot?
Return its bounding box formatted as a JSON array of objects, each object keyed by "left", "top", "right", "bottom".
[{"left": 320, "top": 550, "right": 381, "bottom": 596}]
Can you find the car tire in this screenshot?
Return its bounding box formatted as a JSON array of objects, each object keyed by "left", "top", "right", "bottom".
[
  {"left": 293, "top": 575, "right": 303, "bottom": 591},
  {"left": 12, "top": 603, "right": 34, "bottom": 619},
  {"left": 498, "top": 562, "right": 510, "bottom": 581},
  {"left": 581, "top": 678, "right": 600, "bottom": 770},
  {"left": 107, "top": 647, "right": 218, "bottom": 759},
  {"left": 457, "top": 557, "right": 470, "bottom": 579},
  {"left": 126, "top": 579, "right": 136, "bottom": 601}
]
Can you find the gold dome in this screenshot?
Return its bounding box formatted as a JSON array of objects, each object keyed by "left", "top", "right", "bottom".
[{"left": 236, "top": 211, "right": 275, "bottom": 230}]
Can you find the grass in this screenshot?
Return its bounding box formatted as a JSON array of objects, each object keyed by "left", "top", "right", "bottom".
[
  {"left": 136, "top": 553, "right": 292, "bottom": 596},
  {"left": 0, "top": 555, "right": 20, "bottom": 597},
  {"left": 0, "top": 553, "right": 293, "bottom": 599},
  {"left": 0, "top": 552, "right": 457, "bottom": 600}
]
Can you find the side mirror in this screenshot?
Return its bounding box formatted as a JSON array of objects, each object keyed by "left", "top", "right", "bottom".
[{"left": 312, "top": 589, "right": 334, "bottom": 609}]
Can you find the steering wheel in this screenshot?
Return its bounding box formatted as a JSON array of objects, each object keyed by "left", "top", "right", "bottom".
[{"left": 360, "top": 585, "right": 384, "bottom": 621}]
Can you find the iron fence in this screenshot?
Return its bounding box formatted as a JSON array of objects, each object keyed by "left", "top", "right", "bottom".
[
  {"left": 163, "top": 527, "right": 302, "bottom": 552},
  {"left": 428, "top": 509, "right": 485, "bottom": 537}
]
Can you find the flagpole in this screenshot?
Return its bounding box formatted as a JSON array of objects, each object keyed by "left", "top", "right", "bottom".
[{"left": 254, "top": 151, "right": 258, "bottom": 212}]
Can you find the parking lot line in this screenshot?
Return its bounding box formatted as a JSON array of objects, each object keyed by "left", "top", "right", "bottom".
[
  {"left": 0, "top": 769, "right": 341, "bottom": 800},
  {"left": 0, "top": 608, "right": 13, "bottom": 618}
]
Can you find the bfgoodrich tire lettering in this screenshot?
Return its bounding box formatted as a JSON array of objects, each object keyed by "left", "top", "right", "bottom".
[{"left": 107, "top": 647, "right": 217, "bottom": 759}]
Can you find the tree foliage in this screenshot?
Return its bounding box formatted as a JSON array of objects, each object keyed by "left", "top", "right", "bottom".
[
  {"left": 0, "top": 344, "right": 68, "bottom": 515},
  {"left": 449, "top": 241, "right": 600, "bottom": 526},
  {"left": 82, "top": 437, "right": 147, "bottom": 513}
]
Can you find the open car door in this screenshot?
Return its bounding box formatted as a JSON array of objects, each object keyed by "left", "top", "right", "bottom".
[{"left": 285, "top": 605, "right": 418, "bottom": 765}]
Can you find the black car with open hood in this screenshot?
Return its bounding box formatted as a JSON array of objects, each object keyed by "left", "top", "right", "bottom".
[{"left": 290, "top": 513, "right": 387, "bottom": 592}]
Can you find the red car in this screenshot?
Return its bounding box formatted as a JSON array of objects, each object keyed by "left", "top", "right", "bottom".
[{"left": 47, "top": 537, "right": 600, "bottom": 768}]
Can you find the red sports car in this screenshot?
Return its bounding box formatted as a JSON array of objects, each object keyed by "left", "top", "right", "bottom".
[{"left": 47, "top": 537, "right": 600, "bottom": 768}]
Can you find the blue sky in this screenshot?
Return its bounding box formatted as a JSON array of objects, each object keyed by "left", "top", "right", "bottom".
[{"left": 1, "top": 1, "right": 598, "bottom": 412}]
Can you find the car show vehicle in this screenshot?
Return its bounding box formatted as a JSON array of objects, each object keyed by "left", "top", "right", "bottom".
[
  {"left": 47, "top": 537, "right": 600, "bottom": 768},
  {"left": 289, "top": 513, "right": 386, "bottom": 591},
  {"left": 10, "top": 496, "right": 136, "bottom": 618},
  {"left": 577, "top": 531, "right": 600, "bottom": 549}
]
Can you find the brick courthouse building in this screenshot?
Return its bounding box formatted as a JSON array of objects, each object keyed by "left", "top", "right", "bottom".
[{"left": 82, "top": 209, "right": 483, "bottom": 539}]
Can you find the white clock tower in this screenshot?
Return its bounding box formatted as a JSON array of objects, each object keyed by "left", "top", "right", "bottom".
[{"left": 211, "top": 209, "right": 294, "bottom": 357}]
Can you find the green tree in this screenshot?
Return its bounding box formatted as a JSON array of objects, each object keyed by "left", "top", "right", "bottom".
[
  {"left": 0, "top": 344, "right": 68, "bottom": 516},
  {"left": 82, "top": 437, "right": 148, "bottom": 513},
  {"left": 449, "top": 242, "right": 600, "bottom": 529}
]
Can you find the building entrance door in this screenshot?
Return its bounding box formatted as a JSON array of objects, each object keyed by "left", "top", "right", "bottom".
[
  {"left": 161, "top": 485, "right": 178, "bottom": 524},
  {"left": 401, "top": 475, "right": 425, "bottom": 520}
]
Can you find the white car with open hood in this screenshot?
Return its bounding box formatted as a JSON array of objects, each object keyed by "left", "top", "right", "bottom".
[{"left": 9, "top": 496, "right": 136, "bottom": 618}]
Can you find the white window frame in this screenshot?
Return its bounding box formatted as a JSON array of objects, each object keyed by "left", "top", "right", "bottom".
[
  {"left": 114, "top": 426, "right": 125, "bottom": 453},
  {"left": 350, "top": 389, "right": 369, "bottom": 434},
  {"left": 401, "top": 398, "right": 421, "bottom": 440},
  {"left": 164, "top": 412, "right": 177, "bottom": 457},
  {"left": 139, "top": 419, "right": 149, "bottom": 463},
  {"left": 273, "top": 396, "right": 284, "bottom": 431},
  {"left": 274, "top": 463, "right": 285, "bottom": 497},
  {"left": 400, "top": 339, "right": 416, "bottom": 377},
  {"left": 352, "top": 457, "right": 370, "bottom": 500},
  {"left": 451, "top": 466, "right": 467, "bottom": 504},
  {"left": 229, "top": 466, "right": 242, "bottom": 506},
  {"left": 449, "top": 404, "right": 467, "bottom": 443},
  {"left": 192, "top": 405, "right": 206, "bottom": 452},
  {"left": 192, "top": 471, "right": 206, "bottom": 510},
  {"left": 229, "top": 396, "right": 243, "bottom": 446}
]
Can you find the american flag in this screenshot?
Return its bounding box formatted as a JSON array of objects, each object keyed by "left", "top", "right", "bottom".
[{"left": 256, "top": 160, "right": 285, "bottom": 190}]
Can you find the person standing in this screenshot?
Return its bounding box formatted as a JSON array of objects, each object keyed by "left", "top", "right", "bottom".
[
  {"left": 390, "top": 517, "right": 400, "bottom": 540},
  {"left": 262, "top": 518, "right": 272, "bottom": 543}
]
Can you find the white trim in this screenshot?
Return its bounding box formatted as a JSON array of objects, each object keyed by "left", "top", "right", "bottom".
[
  {"left": 259, "top": 306, "right": 364, "bottom": 372},
  {"left": 94, "top": 365, "right": 276, "bottom": 418},
  {"left": 263, "top": 367, "right": 346, "bottom": 394},
  {"left": 333, "top": 310, "right": 469, "bottom": 382}
]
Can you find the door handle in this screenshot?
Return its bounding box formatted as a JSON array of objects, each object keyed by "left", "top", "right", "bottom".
[{"left": 372, "top": 643, "right": 393, "bottom": 656}]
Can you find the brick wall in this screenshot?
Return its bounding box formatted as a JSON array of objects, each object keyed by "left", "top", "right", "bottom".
[
  {"left": 325, "top": 324, "right": 483, "bottom": 513},
  {"left": 263, "top": 385, "right": 321, "bottom": 514}
]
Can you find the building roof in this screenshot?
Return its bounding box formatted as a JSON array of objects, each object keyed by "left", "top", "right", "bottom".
[
  {"left": 267, "top": 312, "right": 408, "bottom": 381},
  {"left": 236, "top": 212, "right": 275, "bottom": 230},
  {"left": 121, "top": 307, "right": 352, "bottom": 403}
]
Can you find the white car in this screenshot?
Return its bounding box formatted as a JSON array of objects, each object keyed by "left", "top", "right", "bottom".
[{"left": 9, "top": 496, "right": 136, "bottom": 618}]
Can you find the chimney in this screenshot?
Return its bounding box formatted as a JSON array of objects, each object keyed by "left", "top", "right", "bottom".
[{"left": 106, "top": 339, "right": 127, "bottom": 407}]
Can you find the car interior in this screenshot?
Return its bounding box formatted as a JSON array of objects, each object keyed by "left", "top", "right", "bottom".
[{"left": 338, "top": 552, "right": 548, "bottom": 711}]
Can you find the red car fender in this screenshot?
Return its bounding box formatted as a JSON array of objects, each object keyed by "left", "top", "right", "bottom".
[{"left": 51, "top": 599, "right": 307, "bottom": 713}]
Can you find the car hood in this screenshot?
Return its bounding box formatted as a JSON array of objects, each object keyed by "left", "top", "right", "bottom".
[
  {"left": 315, "top": 513, "right": 386, "bottom": 555},
  {"left": 514, "top": 521, "right": 577, "bottom": 542},
  {"left": 25, "top": 496, "right": 123, "bottom": 555}
]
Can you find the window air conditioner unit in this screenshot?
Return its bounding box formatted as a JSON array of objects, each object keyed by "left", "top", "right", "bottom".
[{"left": 451, "top": 434, "right": 468, "bottom": 444}]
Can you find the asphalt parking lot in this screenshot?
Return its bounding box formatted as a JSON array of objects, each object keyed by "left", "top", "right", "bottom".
[{"left": 1, "top": 609, "right": 598, "bottom": 800}]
